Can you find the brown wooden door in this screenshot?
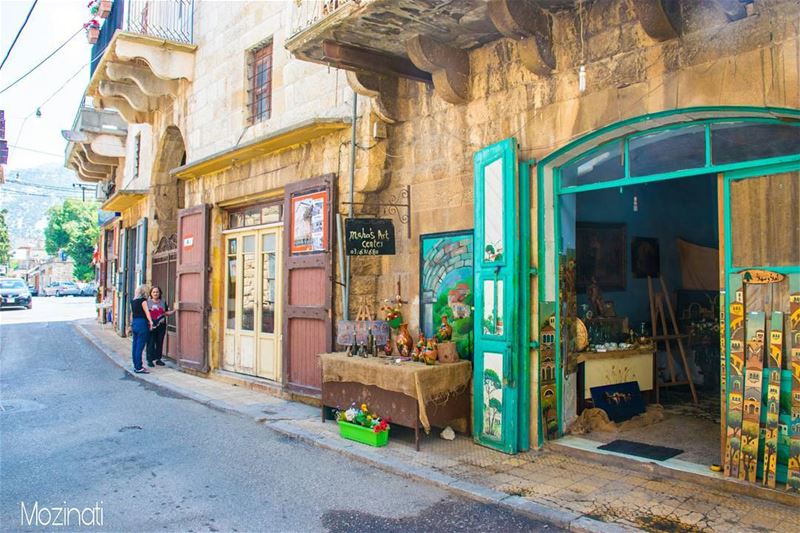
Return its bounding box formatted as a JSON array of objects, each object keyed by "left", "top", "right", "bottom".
[
  {"left": 176, "top": 205, "right": 210, "bottom": 372},
  {"left": 283, "top": 175, "right": 335, "bottom": 394}
]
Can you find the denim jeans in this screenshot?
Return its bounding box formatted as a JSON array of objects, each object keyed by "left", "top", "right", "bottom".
[{"left": 131, "top": 317, "right": 150, "bottom": 370}]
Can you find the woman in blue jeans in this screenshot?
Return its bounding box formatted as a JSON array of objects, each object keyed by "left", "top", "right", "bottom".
[{"left": 130, "top": 285, "right": 154, "bottom": 374}]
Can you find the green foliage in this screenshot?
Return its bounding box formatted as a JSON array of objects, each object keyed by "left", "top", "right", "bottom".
[
  {"left": 44, "top": 199, "right": 100, "bottom": 281},
  {"left": 484, "top": 368, "right": 501, "bottom": 392},
  {"left": 0, "top": 209, "right": 10, "bottom": 265}
]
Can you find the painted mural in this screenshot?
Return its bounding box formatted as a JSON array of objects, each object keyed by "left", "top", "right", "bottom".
[
  {"left": 789, "top": 276, "right": 800, "bottom": 492},
  {"left": 482, "top": 352, "right": 504, "bottom": 438},
  {"left": 420, "top": 231, "right": 473, "bottom": 359}
]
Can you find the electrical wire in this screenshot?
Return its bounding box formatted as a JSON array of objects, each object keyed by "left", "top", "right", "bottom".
[
  {"left": 6, "top": 145, "right": 64, "bottom": 158},
  {"left": 0, "top": 0, "right": 38, "bottom": 72},
  {"left": 0, "top": 26, "right": 82, "bottom": 95}
]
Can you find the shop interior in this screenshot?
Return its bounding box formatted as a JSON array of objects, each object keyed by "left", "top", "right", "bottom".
[{"left": 564, "top": 174, "right": 722, "bottom": 467}]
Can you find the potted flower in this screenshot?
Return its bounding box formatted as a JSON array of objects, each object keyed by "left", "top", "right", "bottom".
[
  {"left": 88, "top": 0, "right": 113, "bottom": 19},
  {"left": 336, "top": 403, "right": 390, "bottom": 447},
  {"left": 84, "top": 19, "right": 100, "bottom": 44}
]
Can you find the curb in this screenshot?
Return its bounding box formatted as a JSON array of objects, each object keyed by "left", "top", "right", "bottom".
[{"left": 74, "top": 321, "right": 631, "bottom": 533}]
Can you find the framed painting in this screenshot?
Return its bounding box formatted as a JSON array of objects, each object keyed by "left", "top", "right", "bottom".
[
  {"left": 419, "top": 230, "right": 473, "bottom": 360},
  {"left": 289, "top": 190, "right": 328, "bottom": 254},
  {"left": 631, "top": 236, "right": 660, "bottom": 278},
  {"left": 576, "top": 222, "right": 626, "bottom": 291}
]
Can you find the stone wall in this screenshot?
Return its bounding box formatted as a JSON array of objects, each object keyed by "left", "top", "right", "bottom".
[{"left": 367, "top": 0, "right": 800, "bottom": 332}]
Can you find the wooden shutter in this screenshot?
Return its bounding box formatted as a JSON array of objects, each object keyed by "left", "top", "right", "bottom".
[
  {"left": 116, "top": 226, "right": 128, "bottom": 336},
  {"left": 283, "top": 174, "right": 335, "bottom": 395},
  {"left": 176, "top": 204, "right": 210, "bottom": 372}
]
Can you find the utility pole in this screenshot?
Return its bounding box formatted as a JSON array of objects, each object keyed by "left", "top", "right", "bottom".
[{"left": 72, "top": 183, "right": 95, "bottom": 202}]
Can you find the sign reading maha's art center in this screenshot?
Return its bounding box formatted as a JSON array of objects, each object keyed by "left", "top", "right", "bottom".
[{"left": 345, "top": 218, "right": 396, "bottom": 256}]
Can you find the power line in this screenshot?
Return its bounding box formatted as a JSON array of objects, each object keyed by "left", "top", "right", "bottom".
[
  {"left": 0, "top": 26, "right": 82, "bottom": 95},
  {"left": 6, "top": 145, "right": 64, "bottom": 158},
  {"left": 5, "top": 179, "right": 88, "bottom": 193},
  {"left": 0, "top": 0, "right": 38, "bottom": 72}
]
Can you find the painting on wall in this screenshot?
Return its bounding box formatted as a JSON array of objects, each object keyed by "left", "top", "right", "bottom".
[
  {"left": 482, "top": 352, "right": 504, "bottom": 438},
  {"left": 576, "top": 222, "right": 626, "bottom": 291},
  {"left": 419, "top": 230, "right": 473, "bottom": 360},
  {"left": 631, "top": 237, "right": 660, "bottom": 278},
  {"left": 290, "top": 190, "right": 328, "bottom": 254}
]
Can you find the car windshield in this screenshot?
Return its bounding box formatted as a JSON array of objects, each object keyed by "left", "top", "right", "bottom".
[{"left": 0, "top": 279, "right": 26, "bottom": 289}]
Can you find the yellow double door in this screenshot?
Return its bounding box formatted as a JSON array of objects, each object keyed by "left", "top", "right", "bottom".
[{"left": 223, "top": 226, "right": 282, "bottom": 381}]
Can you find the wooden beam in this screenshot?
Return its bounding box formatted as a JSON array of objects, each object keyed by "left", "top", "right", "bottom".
[
  {"left": 488, "top": 0, "right": 556, "bottom": 76},
  {"left": 406, "top": 35, "right": 469, "bottom": 105},
  {"left": 321, "top": 40, "right": 431, "bottom": 83}
]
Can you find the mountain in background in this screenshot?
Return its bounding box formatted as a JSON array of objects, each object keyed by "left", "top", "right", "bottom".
[{"left": 0, "top": 163, "right": 87, "bottom": 249}]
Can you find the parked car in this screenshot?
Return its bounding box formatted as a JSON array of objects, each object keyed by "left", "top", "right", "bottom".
[
  {"left": 41, "top": 282, "right": 61, "bottom": 297},
  {"left": 0, "top": 278, "right": 33, "bottom": 309},
  {"left": 78, "top": 282, "right": 98, "bottom": 296},
  {"left": 27, "top": 284, "right": 39, "bottom": 296},
  {"left": 54, "top": 281, "right": 82, "bottom": 297}
]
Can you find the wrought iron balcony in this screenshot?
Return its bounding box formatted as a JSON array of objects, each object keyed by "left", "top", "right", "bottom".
[{"left": 91, "top": 0, "right": 194, "bottom": 77}]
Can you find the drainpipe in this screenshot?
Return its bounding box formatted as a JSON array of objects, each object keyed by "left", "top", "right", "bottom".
[{"left": 344, "top": 92, "right": 357, "bottom": 320}]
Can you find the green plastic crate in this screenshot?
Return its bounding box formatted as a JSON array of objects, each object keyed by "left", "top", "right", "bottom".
[{"left": 338, "top": 420, "right": 390, "bottom": 447}]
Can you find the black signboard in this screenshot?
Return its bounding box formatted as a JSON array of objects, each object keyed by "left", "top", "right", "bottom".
[{"left": 345, "top": 218, "right": 396, "bottom": 256}]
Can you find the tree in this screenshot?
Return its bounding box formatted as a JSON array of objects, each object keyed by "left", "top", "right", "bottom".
[
  {"left": 44, "top": 199, "right": 100, "bottom": 281},
  {"left": 0, "top": 209, "right": 10, "bottom": 266}
]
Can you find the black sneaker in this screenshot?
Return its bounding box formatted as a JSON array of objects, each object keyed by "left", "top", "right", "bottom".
[
  {"left": 155, "top": 360, "right": 165, "bottom": 366},
  {"left": 147, "top": 362, "right": 155, "bottom": 368}
]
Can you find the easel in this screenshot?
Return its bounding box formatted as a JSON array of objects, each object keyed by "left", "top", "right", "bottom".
[
  {"left": 648, "top": 275, "right": 698, "bottom": 404},
  {"left": 355, "top": 297, "right": 374, "bottom": 322}
]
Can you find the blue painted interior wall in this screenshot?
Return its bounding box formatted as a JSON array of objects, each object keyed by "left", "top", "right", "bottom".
[{"left": 573, "top": 174, "right": 719, "bottom": 326}]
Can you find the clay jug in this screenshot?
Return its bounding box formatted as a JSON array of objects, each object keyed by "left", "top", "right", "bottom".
[{"left": 437, "top": 315, "right": 453, "bottom": 341}]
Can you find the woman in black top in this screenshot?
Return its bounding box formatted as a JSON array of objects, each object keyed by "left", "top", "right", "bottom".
[{"left": 131, "top": 284, "right": 154, "bottom": 373}]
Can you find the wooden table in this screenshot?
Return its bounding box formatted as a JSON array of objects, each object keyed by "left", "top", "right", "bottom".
[
  {"left": 319, "top": 353, "right": 472, "bottom": 450},
  {"left": 576, "top": 345, "right": 656, "bottom": 410}
]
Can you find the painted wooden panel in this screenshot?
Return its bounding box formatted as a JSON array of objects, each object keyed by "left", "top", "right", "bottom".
[
  {"left": 730, "top": 172, "right": 800, "bottom": 267},
  {"left": 740, "top": 310, "right": 765, "bottom": 482},
  {"left": 176, "top": 204, "right": 210, "bottom": 372},
  {"left": 763, "top": 311, "right": 783, "bottom": 488},
  {"left": 581, "top": 351, "right": 654, "bottom": 400},
  {"left": 289, "top": 268, "right": 326, "bottom": 306},
  {"left": 288, "top": 318, "right": 325, "bottom": 389},
  {"left": 789, "top": 275, "right": 800, "bottom": 492},
  {"left": 724, "top": 276, "right": 745, "bottom": 478}
]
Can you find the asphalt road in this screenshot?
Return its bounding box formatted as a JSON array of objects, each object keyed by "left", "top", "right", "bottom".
[{"left": 1, "top": 297, "right": 558, "bottom": 532}]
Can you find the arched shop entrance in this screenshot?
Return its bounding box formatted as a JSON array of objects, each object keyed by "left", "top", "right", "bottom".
[{"left": 531, "top": 106, "right": 800, "bottom": 489}]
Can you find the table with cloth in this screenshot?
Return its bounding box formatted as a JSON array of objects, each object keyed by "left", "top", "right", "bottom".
[{"left": 319, "top": 352, "right": 472, "bottom": 450}]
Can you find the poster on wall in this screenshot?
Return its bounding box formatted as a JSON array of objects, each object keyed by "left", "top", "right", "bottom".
[
  {"left": 576, "top": 222, "right": 626, "bottom": 291},
  {"left": 290, "top": 190, "right": 328, "bottom": 254},
  {"left": 419, "top": 230, "right": 473, "bottom": 360}
]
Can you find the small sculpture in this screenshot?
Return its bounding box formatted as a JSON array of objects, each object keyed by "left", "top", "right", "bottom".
[
  {"left": 383, "top": 341, "right": 393, "bottom": 356},
  {"left": 586, "top": 277, "right": 605, "bottom": 317},
  {"left": 423, "top": 338, "right": 438, "bottom": 365},
  {"left": 437, "top": 314, "right": 453, "bottom": 342},
  {"left": 414, "top": 332, "right": 426, "bottom": 362},
  {"left": 395, "top": 323, "right": 413, "bottom": 358}
]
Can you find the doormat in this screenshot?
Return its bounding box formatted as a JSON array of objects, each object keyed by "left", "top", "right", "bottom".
[{"left": 598, "top": 439, "right": 683, "bottom": 461}]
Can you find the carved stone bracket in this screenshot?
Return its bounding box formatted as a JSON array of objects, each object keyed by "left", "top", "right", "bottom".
[
  {"left": 631, "top": 0, "right": 681, "bottom": 41},
  {"left": 106, "top": 62, "right": 179, "bottom": 97},
  {"left": 488, "top": 0, "right": 556, "bottom": 76},
  {"left": 345, "top": 70, "right": 397, "bottom": 124},
  {"left": 99, "top": 80, "right": 156, "bottom": 113},
  {"left": 406, "top": 35, "right": 469, "bottom": 105}
]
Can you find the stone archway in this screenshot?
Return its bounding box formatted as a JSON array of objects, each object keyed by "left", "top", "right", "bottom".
[{"left": 151, "top": 125, "right": 186, "bottom": 241}]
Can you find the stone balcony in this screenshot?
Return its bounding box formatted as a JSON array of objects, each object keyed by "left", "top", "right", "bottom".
[
  {"left": 63, "top": 106, "right": 127, "bottom": 183},
  {"left": 285, "top": 0, "right": 749, "bottom": 106}
]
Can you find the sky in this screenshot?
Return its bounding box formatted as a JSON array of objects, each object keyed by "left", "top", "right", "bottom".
[{"left": 1, "top": 0, "right": 90, "bottom": 169}]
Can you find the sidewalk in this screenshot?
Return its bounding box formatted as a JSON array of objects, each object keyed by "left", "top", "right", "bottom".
[{"left": 76, "top": 319, "right": 800, "bottom": 533}]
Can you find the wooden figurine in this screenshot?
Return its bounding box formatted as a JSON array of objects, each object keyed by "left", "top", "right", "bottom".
[{"left": 437, "top": 314, "right": 453, "bottom": 342}]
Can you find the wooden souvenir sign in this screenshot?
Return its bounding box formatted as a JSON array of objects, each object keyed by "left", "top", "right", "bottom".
[
  {"left": 724, "top": 278, "right": 745, "bottom": 478},
  {"left": 740, "top": 269, "right": 786, "bottom": 284},
  {"left": 788, "top": 277, "right": 800, "bottom": 492},
  {"left": 739, "top": 311, "right": 765, "bottom": 483},
  {"left": 762, "top": 312, "right": 783, "bottom": 488}
]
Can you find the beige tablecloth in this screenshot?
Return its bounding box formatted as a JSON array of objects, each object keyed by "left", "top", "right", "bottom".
[{"left": 319, "top": 352, "right": 472, "bottom": 432}]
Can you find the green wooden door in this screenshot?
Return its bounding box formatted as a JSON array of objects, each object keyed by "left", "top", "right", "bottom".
[{"left": 473, "top": 138, "right": 520, "bottom": 453}]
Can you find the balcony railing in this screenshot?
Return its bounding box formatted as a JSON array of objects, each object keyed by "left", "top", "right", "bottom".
[
  {"left": 289, "top": 0, "right": 359, "bottom": 39},
  {"left": 90, "top": 0, "right": 194, "bottom": 77}
]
